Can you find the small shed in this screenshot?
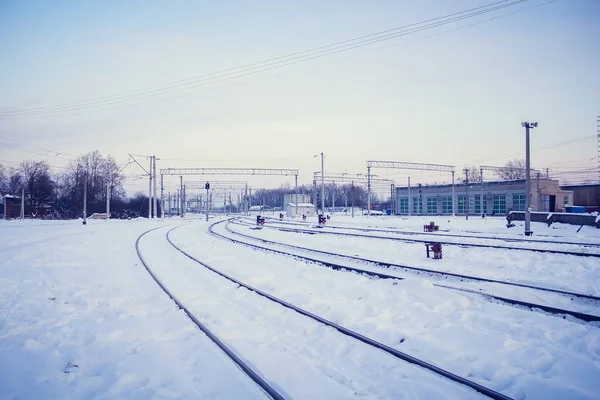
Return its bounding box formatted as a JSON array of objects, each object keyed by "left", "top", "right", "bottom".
[{"left": 285, "top": 203, "right": 315, "bottom": 217}]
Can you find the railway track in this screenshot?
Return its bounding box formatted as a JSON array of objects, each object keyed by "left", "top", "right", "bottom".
[
  {"left": 262, "top": 217, "right": 600, "bottom": 248},
  {"left": 256, "top": 218, "right": 600, "bottom": 258},
  {"left": 135, "top": 223, "right": 512, "bottom": 400},
  {"left": 217, "top": 219, "right": 600, "bottom": 323}
]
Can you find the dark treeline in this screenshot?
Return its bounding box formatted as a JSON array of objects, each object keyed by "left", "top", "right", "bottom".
[{"left": 0, "top": 150, "right": 155, "bottom": 219}]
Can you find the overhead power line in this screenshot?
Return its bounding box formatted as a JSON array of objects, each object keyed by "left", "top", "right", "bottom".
[{"left": 0, "top": 0, "right": 537, "bottom": 118}]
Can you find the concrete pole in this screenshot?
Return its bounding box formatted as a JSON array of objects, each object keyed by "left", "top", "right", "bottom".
[
  {"left": 106, "top": 182, "right": 110, "bottom": 220},
  {"left": 83, "top": 174, "right": 87, "bottom": 224},
  {"left": 20, "top": 188, "right": 25, "bottom": 219},
  {"left": 367, "top": 166, "right": 371, "bottom": 216},
  {"left": 332, "top": 180, "right": 335, "bottom": 215},
  {"left": 206, "top": 187, "right": 209, "bottom": 221},
  {"left": 295, "top": 174, "right": 298, "bottom": 217},
  {"left": 525, "top": 124, "right": 532, "bottom": 235},
  {"left": 312, "top": 180, "right": 317, "bottom": 212},
  {"left": 320, "top": 152, "right": 325, "bottom": 216},
  {"left": 168, "top": 192, "right": 171, "bottom": 216},
  {"left": 408, "top": 177, "right": 411, "bottom": 216},
  {"left": 391, "top": 184, "right": 395, "bottom": 215},
  {"left": 152, "top": 156, "right": 157, "bottom": 220},
  {"left": 480, "top": 168, "right": 484, "bottom": 217},
  {"left": 245, "top": 184, "right": 248, "bottom": 216},
  {"left": 451, "top": 171, "right": 456, "bottom": 216},
  {"left": 148, "top": 157, "right": 152, "bottom": 218},
  {"left": 160, "top": 174, "right": 164, "bottom": 219},
  {"left": 535, "top": 172, "right": 542, "bottom": 211},
  {"left": 249, "top": 188, "right": 252, "bottom": 214},
  {"left": 464, "top": 168, "right": 469, "bottom": 220},
  {"left": 179, "top": 176, "right": 184, "bottom": 218},
  {"left": 351, "top": 181, "right": 355, "bottom": 218}
]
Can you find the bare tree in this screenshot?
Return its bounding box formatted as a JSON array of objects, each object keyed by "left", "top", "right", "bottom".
[
  {"left": 20, "top": 160, "right": 55, "bottom": 212},
  {"left": 498, "top": 159, "right": 526, "bottom": 180},
  {"left": 8, "top": 168, "right": 24, "bottom": 195},
  {"left": 0, "top": 165, "right": 7, "bottom": 194},
  {"left": 466, "top": 166, "right": 481, "bottom": 182}
]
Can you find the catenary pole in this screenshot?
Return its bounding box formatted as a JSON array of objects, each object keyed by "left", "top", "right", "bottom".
[
  {"left": 321, "top": 153, "right": 325, "bottom": 216},
  {"left": 480, "top": 168, "right": 484, "bottom": 217},
  {"left": 367, "top": 166, "right": 371, "bottom": 216},
  {"left": 148, "top": 157, "right": 153, "bottom": 218},
  {"left": 464, "top": 168, "right": 469, "bottom": 220},
  {"left": 153, "top": 156, "right": 157, "bottom": 220}
]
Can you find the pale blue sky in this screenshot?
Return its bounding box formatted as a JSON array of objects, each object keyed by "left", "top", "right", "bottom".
[{"left": 1, "top": 0, "right": 599, "bottom": 195}]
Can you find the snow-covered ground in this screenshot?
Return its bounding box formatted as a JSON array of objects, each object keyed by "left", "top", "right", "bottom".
[{"left": 1, "top": 215, "right": 599, "bottom": 399}]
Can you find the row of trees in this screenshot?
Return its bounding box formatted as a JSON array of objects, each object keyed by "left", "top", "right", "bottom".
[{"left": 0, "top": 151, "right": 141, "bottom": 219}]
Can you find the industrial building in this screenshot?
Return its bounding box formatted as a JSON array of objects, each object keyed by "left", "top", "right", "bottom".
[
  {"left": 283, "top": 193, "right": 310, "bottom": 209},
  {"left": 393, "top": 178, "right": 573, "bottom": 216},
  {"left": 559, "top": 183, "right": 600, "bottom": 212},
  {"left": 285, "top": 202, "right": 315, "bottom": 218}
]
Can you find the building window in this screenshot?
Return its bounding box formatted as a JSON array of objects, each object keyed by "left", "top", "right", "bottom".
[
  {"left": 493, "top": 195, "right": 506, "bottom": 214},
  {"left": 512, "top": 194, "right": 526, "bottom": 211},
  {"left": 413, "top": 197, "right": 423, "bottom": 214},
  {"left": 474, "top": 195, "right": 486, "bottom": 214},
  {"left": 563, "top": 195, "right": 569, "bottom": 205},
  {"left": 457, "top": 195, "right": 466, "bottom": 214},
  {"left": 427, "top": 197, "right": 437, "bottom": 214},
  {"left": 398, "top": 198, "right": 408, "bottom": 214},
  {"left": 442, "top": 196, "right": 452, "bottom": 214}
]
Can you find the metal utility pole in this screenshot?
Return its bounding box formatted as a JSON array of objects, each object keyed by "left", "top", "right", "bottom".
[
  {"left": 295, "top": 174, "right": 298, "bottom": 217},
  {"left": 205, "top": 182, "right": 210, "bottom": 222},
  {"left": 408, "top": 177, "right": 411, "bottom": 216},
  {"left": 148, "top": 157, "right": 153, "bottom": 218},
  {"left": 390, "top": 184, "right": 395, "bottom": 215},
  {"left": 464, "top": 168, "right": 469, "bottom": 220},
  {"left": 244, "top": 183, "right": 248, "bottom": 216},
  {"left": 367, "top": 166, "right": 371, "bottom": 216},
  {"left": 83, "top": 173, "right": 87, "bottom": 225},
  {"left": 332, "top": 180, "right": 335, "bottom": 214},
  {"left": 320, "top": 152, "right": 325, "bottom": 216},
  {"left": 249, "top": 188, "right": 252, "bottom": 213},
  {"left": 312, "top": 179, "right": 317, "bottom": 212},
  {"left": 522, "top": 121, "right": 538, "bottom": 236},
  {"left": 351, "top": 181, "right": 355, "bottom": 218},
  {"left": 480, "top": 168, "right": 484, "bottom": 217},
  {"left": 451, "top": 171, "right": 456, "bottom": 216},
  {"left": 168, "top": 192, "right": 171, "bottom": 216},
  {"left": 106, "top": 182, "right": 110, "bottom": 220},
  {"left": 160, "top": 173, "right": 164, "bottom": 219},
  {"left": 20, "top": 188, "right": 25, "bottom": 220},
  {"left": 535, "top": 171, "right": 542, "bottom": 211},
  {"left": 179, "top": 176, "right": 184, "bottom": 218},
  {"left": 152, "top": 156, "right": 157, "bottom": 219}
]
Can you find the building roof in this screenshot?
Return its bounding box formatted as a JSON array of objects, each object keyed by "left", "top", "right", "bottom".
[
  {"left": 560, "top": 183, "right": 600, "bottom": 189},
  {"left": 287, "top": 203, "right": 315, "bottom": 207},
  {"left": 394, "top": 178, "right": 543, "bottom": 190}
]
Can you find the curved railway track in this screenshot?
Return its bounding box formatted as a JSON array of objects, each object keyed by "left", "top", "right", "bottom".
[
  {"left": 215, "top": 219, "right": 600, "bottom": 323},
  {"left": 135, "top": 223, "right": 513, "bottom": 400},
  {"left": 263, "top": 217, "right": 600, "bottom": 248},
  {"left": 255, "top": 218, "right": 600, "bottom": 258}
]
